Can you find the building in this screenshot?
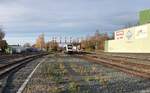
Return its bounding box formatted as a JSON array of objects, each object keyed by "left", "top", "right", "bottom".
[
  {"left": 105, "top": 23, "right": 150, "bottom": 53},
  {"left": 140, "top": 9, "right": 150, "bottom": 25},
  {"left": 6, "top": 45, "right": 26, "bottom": 54},
  {"left": 105, "top": 9, "right": 150, "bottom": 53}
]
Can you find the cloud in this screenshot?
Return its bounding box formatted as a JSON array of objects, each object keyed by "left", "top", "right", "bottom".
[
  {"left": 0, "top": 2, "right": 29, "bottom": 29},
  {"left": 0, "top": 0, "right": 150, "bottom": 45}
]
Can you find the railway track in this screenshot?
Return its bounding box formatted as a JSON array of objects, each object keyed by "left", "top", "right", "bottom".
[
  {"left": 87, "top": 52, "right": 150, "bottom": 61},
  {"left": 89, "top": 54, "right": 150, "bottom": 67},
  {"left": 79, "top": 55, "right": 150, "bottom": 79},
  {"left": 0, "top": 53, "right": 47, "bottom": 79}
]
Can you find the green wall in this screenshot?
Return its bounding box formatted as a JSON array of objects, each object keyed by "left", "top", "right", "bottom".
[{"left": 140, "top": 9, "right": 150, "bottom": 25}]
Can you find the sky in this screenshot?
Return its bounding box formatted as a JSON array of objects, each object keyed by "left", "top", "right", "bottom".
[{"left": 0, "top": 0, "right": 150, "bottom": 45}]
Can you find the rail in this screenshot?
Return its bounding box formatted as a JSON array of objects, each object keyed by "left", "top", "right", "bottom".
[
  {"left": 0, "top": 53, "right": 47, "bottom": 79},
  {"left": 79, "top": 55, "right": 150, "bottom": 79}
]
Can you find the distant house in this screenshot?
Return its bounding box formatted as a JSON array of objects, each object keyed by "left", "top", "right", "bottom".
[{"left": 6, "top": 45, "right": 26, "bottom": 54}]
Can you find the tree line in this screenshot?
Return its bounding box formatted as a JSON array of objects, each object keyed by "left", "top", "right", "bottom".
[
  {"left": 34, "top": 30, "right": 113, "bottom": 52},
  {"left": 80, "top": 30, "right": 112, "bottom": 51}
]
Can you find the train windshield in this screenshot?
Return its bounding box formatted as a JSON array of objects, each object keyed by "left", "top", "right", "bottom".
[{"left": 67, "top": 45, "right": 73, "bottom": 49}]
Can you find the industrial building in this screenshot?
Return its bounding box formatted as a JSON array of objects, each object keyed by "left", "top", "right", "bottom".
[
  {"left": 105, "top": 23, "right": 150, "bottom": 53},
  {"left": 6, "top": 45, "right": 26, "bottom": 54},
  {"left": 105, "top": 9, "right": 150, "bottom": 53}
]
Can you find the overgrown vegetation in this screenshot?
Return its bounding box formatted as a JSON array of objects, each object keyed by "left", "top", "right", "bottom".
[
  {"left": 80, "top": 30, "right": 110, "bottom": 51},
  {"left": 24, "top": 56, "right": 147, "bottom": 93},
  {"left": 24, "top": 58, "right": 111, "bottom": 93},
  {"left": 0, "top": 28, "right": 8, "bottom": 53}
]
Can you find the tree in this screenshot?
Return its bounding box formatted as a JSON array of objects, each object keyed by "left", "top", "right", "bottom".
[
  {"left": 0, "top": 27, "right": 7, "bottom": 53},
  {"left": 80, "top": 30, "right": 110, "bottom": 51},
  {"left": 109, "top": 32, "right": 114, "bottom": 40},
  {"left": 46, "top": 41, "right": 58, "bottom": 52},
  {"left": 0, "top": 40, "right": 7, "bottom": 53},
  {"left": 0, "top": 28, "right": 5, "bottom": 40},
  {"left": 23, "top": 43, "right": 31, "bottom": 47},
  {"left": 35, "top": 33, "right": 45, "bottom": 50}
]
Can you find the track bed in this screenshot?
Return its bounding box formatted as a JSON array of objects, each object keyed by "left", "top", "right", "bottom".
[{"left": 23, "top": 54, "right": 150, "bottom": 93}]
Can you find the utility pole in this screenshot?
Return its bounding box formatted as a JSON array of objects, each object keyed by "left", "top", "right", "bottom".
[
  {"left": 77, "top": 38, "right": 79, "bottom": 43},
  {"left": 65, "top": 37, "right": 67, "bottom": 44},
  {"left": 54, "top": 37, "right": 57, "bottom": 43},
  {"left": 70, "top": 37, "right": 72, "bottom": 43},
  {"left": 59, "top": 36, "right": 62, "bottom": 44},
  {"left": 95, "top": 29, "right": 100, "bottom": 50},
  {"left": 52, "top": 37, "right": 54, "bottom": 46}
]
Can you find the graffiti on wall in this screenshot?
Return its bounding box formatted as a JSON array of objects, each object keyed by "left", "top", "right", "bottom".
[
  {"left": 115, "top": 31, "right": 124, "bottom": 40},
  {"left": 135, "top": 25, "right": 147, "bottom": 39}
]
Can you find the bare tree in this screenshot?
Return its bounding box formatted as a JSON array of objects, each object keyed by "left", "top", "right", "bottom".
[
  {"left": 46, "top": 41, "right": 58, "bottom": 52},
  {"left": 0, "top": 28, "right": 5, "bottom": 40},
  {"left": 23, "top": 43, "right": 31, "bottom": 47},
  {"left": 35, "top": 33, "right": 45, "bottom": 50},
  {"left": 0, "top": 27, "right": 7, "bottom": 53},
  {"left": 80, "top": 30, "right": 110, "bottom": 51}
]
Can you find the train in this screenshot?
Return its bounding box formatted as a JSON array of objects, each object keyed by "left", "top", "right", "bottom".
[
  {"left": 64, "top": 44, "right": 82, "bottom": 54},
  {"left": 0, "top": 40, "right": 42, "bottom": 54},
  {"left": 65, "top": 44, "right": 73, "bottom": 54},
  {"left": 4, "top": 45, "right": 40, "bottom": 54}
]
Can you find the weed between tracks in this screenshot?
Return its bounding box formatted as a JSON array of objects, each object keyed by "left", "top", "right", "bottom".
[
  {"left": 23, "top": 56, "right": 149, "bottom": 93},
  {"left": 23, "top": 57, "right": 111, "bottom": 93}
]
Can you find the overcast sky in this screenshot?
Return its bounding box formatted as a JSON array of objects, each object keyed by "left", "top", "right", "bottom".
[{"left": 0, "top": 0, "right": 150, "bottom": 45}]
